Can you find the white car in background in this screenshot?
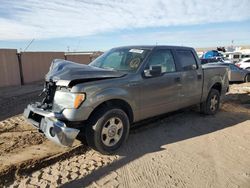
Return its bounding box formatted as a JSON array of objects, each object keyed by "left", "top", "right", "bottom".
[{"left": 236, "top": 58, "right": 250, "bottom": 70}]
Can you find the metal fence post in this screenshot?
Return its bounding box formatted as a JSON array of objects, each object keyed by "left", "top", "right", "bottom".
[{"left": 17, "top": 53, "right": 24, "bottom": 85}]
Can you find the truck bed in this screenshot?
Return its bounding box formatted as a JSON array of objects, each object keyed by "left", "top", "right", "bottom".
[{"left": 201, "top": 64, "right": 229, "bottom": 102}]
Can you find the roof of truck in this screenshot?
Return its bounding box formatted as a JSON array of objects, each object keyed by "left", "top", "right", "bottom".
[{"left": 113, "top": 45, "right": 194, "bottom": 50}]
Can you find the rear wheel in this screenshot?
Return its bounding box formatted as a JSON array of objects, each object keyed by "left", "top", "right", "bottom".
[
  {"left": 85, "top": 107, "right": 130, "bottom": 154},
  {"left": 245, "top": 74, "right": 250, "bottom": 82},
  {"left": 200, "top": 89, "right": 220, "bottom": 115}
]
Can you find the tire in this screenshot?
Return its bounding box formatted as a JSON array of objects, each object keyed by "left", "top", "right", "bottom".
[
  {"left": 245, "top": 74, "right": 250, "bottom": 82},
  {"left": 85, "top": 107, "right": 130, "bottom": 154},
  {"left": 200, "top": 89, "right": 220, "bottom": 115}
]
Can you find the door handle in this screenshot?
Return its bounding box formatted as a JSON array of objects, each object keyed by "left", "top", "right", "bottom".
[
  {"left": 128, "top": 81, "right": 139, "bottom": 87},
  {"left": 174, "top": 77, "right": 181, "bottom": 82},
  {"left": 197, "top": 74, "right": 202, "bottom": 80}
]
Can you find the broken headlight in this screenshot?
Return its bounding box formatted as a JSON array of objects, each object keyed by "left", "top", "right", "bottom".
[{"left": 53, "top": 91, "right": 86, "bottom": 111}]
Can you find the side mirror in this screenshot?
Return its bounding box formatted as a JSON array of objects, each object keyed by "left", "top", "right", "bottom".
[{"left": 144, "top": 65, "right": 162, "bottom": 77}]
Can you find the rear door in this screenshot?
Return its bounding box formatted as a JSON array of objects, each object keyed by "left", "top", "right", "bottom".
[
  {"left": 140, "top": 49, "right": 182, "bottom": 119},
  {"left": 175, "top": 49, "right": 203, "bottom": 107}
]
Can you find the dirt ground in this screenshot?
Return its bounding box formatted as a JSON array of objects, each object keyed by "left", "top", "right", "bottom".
[
  {"left": 0, "top": 83, "right": 250, "bottom": 188},
  {"left": 0, "top": 82, "right": 43, "bottom": 121}
]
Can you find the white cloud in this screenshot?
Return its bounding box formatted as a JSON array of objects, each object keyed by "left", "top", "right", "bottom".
[
  {"left": 0, "top": 0, "right": 249, "bottom": 40},
  {"left": 119, "top": 29, "right": 250, "bottom": 47}
]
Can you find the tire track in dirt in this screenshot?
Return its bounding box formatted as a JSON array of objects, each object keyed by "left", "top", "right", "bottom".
[
  {"left": 0, "top": 116, "right": 32, "bottom": 133},
  {"left": 0, "top": 131, "right": 45, "bottom": 156},
  {"left": 8, "top": 150, "right": 118, "bottom": 188},
  {"left": 0, "top": 115, "right": 45, "bottom": 156},
  {"left": 115, "top": 122, "right": 191, "bottom": 188}
]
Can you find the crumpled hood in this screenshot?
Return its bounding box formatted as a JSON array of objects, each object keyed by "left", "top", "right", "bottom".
[{"left": 45, "top": 59, "right": 126, "bottom": 86}]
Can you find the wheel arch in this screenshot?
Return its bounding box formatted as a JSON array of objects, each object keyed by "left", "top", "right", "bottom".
[
  {"left": 210, "top": 82, "right": 222, "bottom": 94},
  {"left": 88, "top": 99, "right": 134, "bottom": 124}
]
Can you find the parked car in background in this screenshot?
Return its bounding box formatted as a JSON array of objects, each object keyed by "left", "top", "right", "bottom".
[
  {"left": 236, "top": 58, "right": 250, "bottom": 70},
  {"left": 238, "top": 49, "right": 250, "bottom": 59},
  {"left": 223, "top": 52, "right": 243, "bottom": 64},
  {"left": 205, "top": 62, "right": 250, "bottom": 82},
  {"left": 202, "top": 50, "right": 223, "bottom": 59},
  {"left": 200, "top": 57, "right": 231, "bottom": 65},
  {"left": 223, "top": 57, "right": 233, "bottom": 64}
]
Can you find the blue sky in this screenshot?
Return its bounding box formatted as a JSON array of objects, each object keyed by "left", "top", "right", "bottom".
[{"left": 0, "top": 0, "right": 250, "bottom": 52}]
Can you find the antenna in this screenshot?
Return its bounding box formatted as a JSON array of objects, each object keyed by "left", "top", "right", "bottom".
[{"left": 23, "top": 39, "right": 35, "bottom": 52}]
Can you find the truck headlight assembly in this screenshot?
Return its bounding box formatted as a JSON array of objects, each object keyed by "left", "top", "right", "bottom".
[
  {"left": 74, "top": 94, "right": 85, "bottom": 108},
  {"left": 53, "top": 91, "right": 86, "bottom": 111}
]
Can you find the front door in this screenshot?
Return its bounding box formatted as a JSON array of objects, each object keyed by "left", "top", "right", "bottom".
[{"left": 140, "top": 49, "right": 182, "bottom": 120}]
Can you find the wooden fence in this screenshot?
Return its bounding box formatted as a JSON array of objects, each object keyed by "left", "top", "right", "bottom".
[{"left": 0, "top": 49, "right": 21, "bottom": 87}]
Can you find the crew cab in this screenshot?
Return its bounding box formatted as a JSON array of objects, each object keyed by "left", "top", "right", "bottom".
[{"left": 24, "top": 46, "right": 229, "bottom": 154}]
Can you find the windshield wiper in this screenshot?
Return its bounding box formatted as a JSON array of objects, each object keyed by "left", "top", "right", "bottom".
[{"left": 102, "top": 67, "right": 115, "bottom": 70}]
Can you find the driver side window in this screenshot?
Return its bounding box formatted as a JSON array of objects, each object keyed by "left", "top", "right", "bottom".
[{"left": 147, "top": 50, "right": 176, "bottom": 73}]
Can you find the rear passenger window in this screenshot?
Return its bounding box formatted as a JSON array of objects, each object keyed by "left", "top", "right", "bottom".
[{"left": 177, "top": 50, "right": 198, "bottom": 71}]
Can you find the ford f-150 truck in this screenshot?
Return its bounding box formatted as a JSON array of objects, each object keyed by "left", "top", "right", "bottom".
[{"left": 24, "top": 46, "right": 229, "bottom": 154}]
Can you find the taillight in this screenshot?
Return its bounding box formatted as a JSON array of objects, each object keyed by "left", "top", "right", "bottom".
[{"left": 235, "top": 63, "right": 241, "bottom": 67}]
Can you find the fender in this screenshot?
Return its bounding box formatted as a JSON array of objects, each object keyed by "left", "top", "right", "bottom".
[{"left": 91, "top": 87, "right": 136, "bottom": 111}]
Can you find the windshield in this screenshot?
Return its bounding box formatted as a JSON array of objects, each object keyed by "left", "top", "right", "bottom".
[{"left": 89, "top": 48, "right": 150, "bottom": 72}]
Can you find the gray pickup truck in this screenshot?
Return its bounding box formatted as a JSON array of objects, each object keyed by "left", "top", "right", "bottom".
[{"left": 24, "top": 46, "right": 229, "bottom": 154}]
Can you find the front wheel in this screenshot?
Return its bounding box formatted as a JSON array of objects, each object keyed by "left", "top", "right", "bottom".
[
  {"left": 200, "top": 89, "right": 220, "bottom": 115},
  {"left": 85, "top": 108, "right": 130, "bottom": 154}
]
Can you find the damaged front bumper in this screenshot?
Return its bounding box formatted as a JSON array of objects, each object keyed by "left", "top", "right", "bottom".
[{"left": 23, "top": 104, "right": 80, "bottom": 147}]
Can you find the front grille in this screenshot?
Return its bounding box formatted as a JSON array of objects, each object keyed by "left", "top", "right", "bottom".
[{"left": 41, "top": 81, "right": 57, "bottom": 109}]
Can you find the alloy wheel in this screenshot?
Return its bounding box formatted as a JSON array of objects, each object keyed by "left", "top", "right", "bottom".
[
  {"left": 101, "top": 117, "right": 124, "bottom": 147},
  {"left": 210, "top": 95, "right": 218, "bottom": 112}
]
